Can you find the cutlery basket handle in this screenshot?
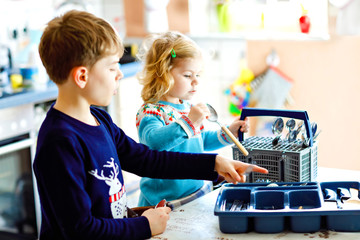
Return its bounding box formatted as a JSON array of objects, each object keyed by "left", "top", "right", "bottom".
[{"left": 239, "top": 107, "right": 313, "bottom": 146}]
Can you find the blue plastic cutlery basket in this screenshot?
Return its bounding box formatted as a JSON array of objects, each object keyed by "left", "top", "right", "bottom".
[{"left": 233, "top": 107, "right": 318, "bottom": 182}]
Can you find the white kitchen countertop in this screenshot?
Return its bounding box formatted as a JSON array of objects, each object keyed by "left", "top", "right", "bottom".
[{"left": 150, "top": 167, "right": 360, "bottom": 240}]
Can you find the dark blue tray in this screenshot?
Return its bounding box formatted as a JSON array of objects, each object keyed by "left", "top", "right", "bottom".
[{"left": 214, "top": 181, "right": 360, "bottom": 233}]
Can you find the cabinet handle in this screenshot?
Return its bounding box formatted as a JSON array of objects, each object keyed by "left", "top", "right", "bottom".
[{"left": 0, "top": 138, "right": 34, "bottom": 155}]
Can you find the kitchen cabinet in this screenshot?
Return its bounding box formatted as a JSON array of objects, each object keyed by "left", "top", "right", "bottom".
[
  {"left": 111, "top": 75, "right": 142, "bottom": 142},
  {"left": 189, "top": 35, "right": 247, "bottom": 122}
]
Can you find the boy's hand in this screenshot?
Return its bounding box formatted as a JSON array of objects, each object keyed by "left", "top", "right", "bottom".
[
  {"left": 188, "top": 103, "right": 210, "bottom": 128},
  {"left": 214, "top": 155, "right": 268, "bottom": 184},
  {"left": 228, "top": 117, "right": 249, "bottom": 138},
  {"left": 142, "top": 207, "right": 171, "bottom": 236}
]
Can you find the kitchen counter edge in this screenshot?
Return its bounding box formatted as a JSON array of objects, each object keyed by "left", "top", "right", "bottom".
[{"left": 0, "top": 61, "right": 141, "bottom": 110}]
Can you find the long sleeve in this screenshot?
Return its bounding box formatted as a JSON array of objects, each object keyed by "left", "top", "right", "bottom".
[
  {"left": 138, "top": 115, "right": 189, "bottom": 151},
  {"left": 202, "top": 127, "right": 233, "bottom": 151},
  {"left": 34, "top": 131, "right": 152, "bottom": 240},
  {"left": 33, "top": 106, "right": 218, "bottom": 240}
]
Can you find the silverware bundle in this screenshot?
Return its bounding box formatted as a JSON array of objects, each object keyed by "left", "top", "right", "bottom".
[
  {"left": 271, "top": 117, "right": 320, "bottom": 148},
  {"left": 220, "top": 199, "right": 249, "bottom": 211}
]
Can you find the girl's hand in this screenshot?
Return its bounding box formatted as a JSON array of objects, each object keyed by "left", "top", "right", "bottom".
[
  {"left": 228, "top": 117, "right": 249, "bottom": 138},
  {"left": 188, "top": 103, "right": 210, "bottom": 128},
  {"left": 142, "top": 207, "right": 172, "bottom": 236},
  {"left": 214, "top": 155, "right": 268, "bottom": 184}
]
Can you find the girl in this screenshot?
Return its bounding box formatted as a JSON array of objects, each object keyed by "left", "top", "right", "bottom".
[{"left": 136, "top": 31, "right": 249, "bottom": 207}]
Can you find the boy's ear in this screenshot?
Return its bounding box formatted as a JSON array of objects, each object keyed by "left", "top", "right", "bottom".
[{"left": 72, "top": 66, "right": 88, "bottom": 89}]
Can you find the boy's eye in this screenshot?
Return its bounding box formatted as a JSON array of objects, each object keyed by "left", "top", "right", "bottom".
[
  {"left": 184, "top": 74, "right": 191, "bottom": 78},
  {"left": 110, "top": 66, "right": 119, "bottom": 72}
]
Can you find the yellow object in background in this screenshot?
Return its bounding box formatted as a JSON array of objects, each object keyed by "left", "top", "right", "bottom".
[
  {"left": 216, "top": 1, "right": 233, "bottom": 32},
  {"left": 10, "top": 74, "right": 23, "bottom": 89}
]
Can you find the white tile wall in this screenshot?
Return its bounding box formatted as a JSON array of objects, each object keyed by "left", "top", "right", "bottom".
[
  {"left": 102, "top": 0, "right": 126, "bottom": 38},
  {"left": 190, "top": 36, "right": 247, "bottom": 123}
]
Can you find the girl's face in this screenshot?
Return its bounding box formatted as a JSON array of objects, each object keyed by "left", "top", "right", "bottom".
[
  {"left": 85, "top": 54, "right": 123, "bottom": 106},
  {"left": 164, "top": 56, "right": 203, "bottom": 104}
]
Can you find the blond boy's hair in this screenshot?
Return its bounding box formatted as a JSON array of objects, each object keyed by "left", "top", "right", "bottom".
[
  {"left": 38, "top": 10, "right": 124, "bottom": 84},
  {"left": 137, "top": 31, "right": 202, "bottom": 103}
]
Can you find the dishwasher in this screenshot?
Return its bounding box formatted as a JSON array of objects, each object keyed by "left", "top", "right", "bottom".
[{"left": 0, "top": 103, "right": 38, "bottom": 240}]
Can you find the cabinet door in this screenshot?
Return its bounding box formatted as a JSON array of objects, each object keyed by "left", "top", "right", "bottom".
[
  {"left": 192, "top": 37, "right": 246, "bottom": 121},
  {"left": 111, "top": 76, "right": 143, "bottom": 142}
]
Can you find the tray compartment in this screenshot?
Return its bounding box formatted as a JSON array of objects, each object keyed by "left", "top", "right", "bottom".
[
  {"left": 326, "top": 213, "right": 360, "bottom": 232},
  {"left": 253, "top": 215, "right": 285, "bottom": 233},
  {"left": 288, "top": 190, "right": 322, "bottom": 232},
  {"left": 217, "top": 188, "right": 251, "bottom": 211},
  {"left": 218, "top": 216, "right": 249, "bottom": 233},
  {"left": 253, "top": 191, "right": 286, "bottom": 233},
  {"left": 320, "top": 181, "right": 360, "bottom": 231},
  {"left": 289, "top": 190, "right": 321, "bottom": 209},
  {"left": 254, "top": 191, "right": 285, "bottom": 210},
  {"left": 216, "top": 188, "right": 252, "bottom": 233}
]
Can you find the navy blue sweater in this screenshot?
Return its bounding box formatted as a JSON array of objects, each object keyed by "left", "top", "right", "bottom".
[{"left": 33, "top": 106, "right": 218, "bottom": 240}]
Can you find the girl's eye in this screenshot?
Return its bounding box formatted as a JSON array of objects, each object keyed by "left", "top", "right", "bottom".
[{"left": 184, "top": 74, "right": 191, "bottom": 78}]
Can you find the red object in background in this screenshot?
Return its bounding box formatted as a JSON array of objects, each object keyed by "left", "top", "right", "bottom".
[{"left": 299, "top": 15, "right": 311, "bottom": 33}]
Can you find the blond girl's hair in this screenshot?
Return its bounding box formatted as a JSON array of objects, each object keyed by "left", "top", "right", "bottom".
[{"left": 137, "top": 31, "right": 202, "bottom": 103}]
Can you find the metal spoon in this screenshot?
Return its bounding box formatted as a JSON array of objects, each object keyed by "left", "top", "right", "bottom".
[
  {"left": 271, "top": 118, "right": 284, "bottom": 146},
  {"left": 295, "top": 121, "right": 304, "bottom": 138},
  {"left": 206, "top": 104, "right": 249, "bottom": 156},
  {"left": 302, "top": 129, "right": 321, "bottom": 148},
  {"left": 286, "top": 118, "right": 296, "bottom": 131},
  {"left": 287, "top": 130, "right": 298, "bottom": 142},
  {"left": 311, "top": 122, "right": 318, "bottom": 136},
  {"left": 286, "top": 119, "right": 296, "bottom": 142}
]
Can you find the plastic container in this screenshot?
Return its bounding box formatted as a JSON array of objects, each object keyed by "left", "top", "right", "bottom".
[
  {"left": 234, "top": 107, "right": 318, "bottom": 182},
  {"left": 214, "top": 181, "right": 360, "bottom": 233}
]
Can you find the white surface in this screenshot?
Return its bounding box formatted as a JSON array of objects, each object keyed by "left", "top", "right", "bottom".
[{"left": 151, "top": 167, "right": 360, "bottom": 240}]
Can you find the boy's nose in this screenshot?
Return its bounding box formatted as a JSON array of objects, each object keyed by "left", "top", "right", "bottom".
[{"left": 116, "top": 69, "right": 124, "bottom": 81}]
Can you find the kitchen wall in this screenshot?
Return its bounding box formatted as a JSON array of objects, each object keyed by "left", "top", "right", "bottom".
[
  {"left": 123, "top": 0, "right": 189, "bottom": 37},
  {"left": 246, "top": 35, "right": 360, "bottom": 171},
  {"left": 122, "top": 1, "right": 360, "bottom": 171}
]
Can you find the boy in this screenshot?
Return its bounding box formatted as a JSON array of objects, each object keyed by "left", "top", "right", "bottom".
[{"left": 33, "top": 10, "right": 268, "bottom": 240}]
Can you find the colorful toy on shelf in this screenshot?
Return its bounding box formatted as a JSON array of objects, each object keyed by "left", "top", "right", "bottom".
[{"left": 225, "top": 63, "right": 254, "bottom": 116}]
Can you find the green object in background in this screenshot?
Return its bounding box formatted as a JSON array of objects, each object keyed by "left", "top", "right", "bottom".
[
  {"left": 216, "top": 2, "right": 233, "bottom": 32},
  {"left": 229, "top": 102, "right": 242, "bottom": 116}
]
